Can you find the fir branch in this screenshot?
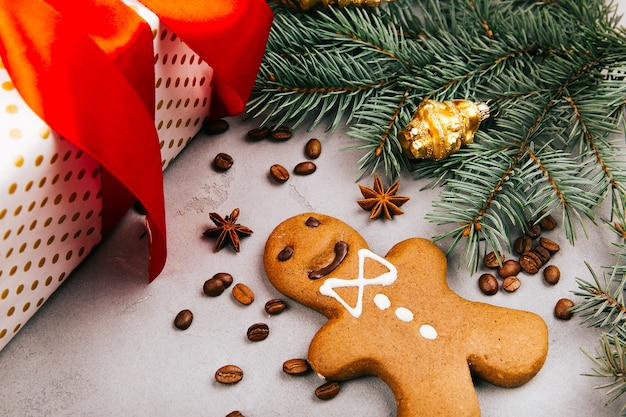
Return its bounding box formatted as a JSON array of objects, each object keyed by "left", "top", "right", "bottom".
[
  {"left": 247, "top": 0, "right": 626, "bottom": 273},
  {"left": 575, "top": 257, "right": 626, "bottom": 415},
  {"left": 573, "top": 263, "right": 626, "bottom": 329},
  {"left": 582, "top": 331, "right": 626, "bottom": 415}
]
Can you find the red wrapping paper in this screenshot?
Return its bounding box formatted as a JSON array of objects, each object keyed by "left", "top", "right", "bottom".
[{"left": 0, "top": 0, "right": 273, "bottom": 280}]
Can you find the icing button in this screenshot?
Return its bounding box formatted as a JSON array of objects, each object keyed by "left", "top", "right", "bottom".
[
  {"left": 395, "top": 307, "right": 414, "bottom": 322},
  {"left": 373, "top": 294, "right": 391, "bottom": 310},
  {"left": 420, "top": 324, "right": 438, "bottom": 340}
]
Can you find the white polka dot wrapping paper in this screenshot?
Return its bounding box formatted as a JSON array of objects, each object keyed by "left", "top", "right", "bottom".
[{"left": 0, "top": 0, "right": 213, "bottom": 351}]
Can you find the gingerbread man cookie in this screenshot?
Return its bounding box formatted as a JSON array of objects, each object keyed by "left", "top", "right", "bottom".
[{"left": 263, "top": 213, "right": 548, "bottom": 417}]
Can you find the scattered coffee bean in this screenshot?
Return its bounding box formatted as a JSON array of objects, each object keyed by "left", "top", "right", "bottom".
[
  {"left": 519, "top": 252, "right": 542, "bottom": 274},
  {"left": 539, "top": 237, "right": 560, "bottom": 254},
  {"left": 203, "top": 272, "right": 233, "bottom": 297},
  {"left": 270, "top": 126, "right": 292, "bottom": 141},
  {"left": 214, "top": 272, "right": 234, "bottom": 288},
  {"left": 526, "top": 222, "right": 542, "bottom": 239},
  {"left": 232, "top": 283, "right": 255, "bottom": 305},
  {"left": 282, "top": 358, "right": 311, "bottom": 375},
  {"left": 543, "top": 265, "right": 560, "bottom": 285},
  {"left": 554, "top": 298, "right": 575, "bottom": 320},
  {"left": 478, "top": 273, "right": 499, "bottom": 295},
  {"left": 483, "top": 251, "right": 503, "bottom": 268},
  {"left": 247, "top": 323, "right": 270, "bottom": 342},
  {"left": 174, "top": 309, "right": 193, "bottom": 330},
  {"left": 203, "top": 277, "right": 226, "bottom": 297},
  {"left": 497, "top": 259, "right": 521, "bottom": 278},
  {"left": 294, "top": 161, "right": 317, "bottom": 175},
  {"left": 513, "top": 235, "right": 532, "bottom": 255},
  {"left": 539, "top": 214, "right": 557, "bottom": 231},
  {"left": 502, "top": 276, "right": 521, "bottom": 292},
  {"left": 532, "top": 246, "right": 551, "bottom": 264},
  {"left": 203, "top": 118, "right": 229, "bottom": 135},
  {"left": 305, "top": 138, "right": 322, "bottom": 159},
  {"left": 215, "top": 365, "right": 244, "bottom": 384},
  {"left": 247, "top": 126, "right": 271, "bottom": 141},
  {"left": 277, "top": 245, "right": 294, "bottom": 261},
  {"left": 315, "top": 381, "right": 341, "bottom": 400},
  {"left": 213, "top": 153, "right": 234, "bottom": 171},
  {"left": 226, "top": 411, "right": 244, "bottom": 417},
  {"left": 270, "top": 164, "right": 290, "bottom": 183},
  {"left": 265, "top": 298, "right": 287, "bottom": 315}
]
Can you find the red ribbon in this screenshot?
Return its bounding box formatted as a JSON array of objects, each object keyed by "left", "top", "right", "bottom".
[{"left": 0, "top": 0, "right": 273, "bottom": 280}]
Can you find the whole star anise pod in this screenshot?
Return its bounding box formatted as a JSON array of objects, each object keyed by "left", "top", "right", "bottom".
[
  {"left": 357, "top": 173, "right": 410, "bottom": 220},
  {"left": 203, "top": 208, "right": 253, "bottom": 252}
]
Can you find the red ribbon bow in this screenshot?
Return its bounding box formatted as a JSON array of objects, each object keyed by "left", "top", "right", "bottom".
[{"left": 0, "top": 0, "right": 273, "bottom": 280}]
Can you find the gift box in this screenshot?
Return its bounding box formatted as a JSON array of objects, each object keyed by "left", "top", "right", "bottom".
[{"left": 0, "top": 0, "right": 273, "bottom": 351}]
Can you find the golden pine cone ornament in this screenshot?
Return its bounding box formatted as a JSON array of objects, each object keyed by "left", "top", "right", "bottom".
[{"left": 398, "top": 99, "right": 490, "bottom": 161}]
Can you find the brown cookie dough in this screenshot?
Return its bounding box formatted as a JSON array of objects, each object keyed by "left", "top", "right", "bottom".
[{"left": 264, "top": 213, "right": 548, "bottom": 417}]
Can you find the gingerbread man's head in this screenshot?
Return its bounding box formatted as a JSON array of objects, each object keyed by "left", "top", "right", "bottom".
[{"left": 264, "top": 213, "right": 549, "bottom": 417}]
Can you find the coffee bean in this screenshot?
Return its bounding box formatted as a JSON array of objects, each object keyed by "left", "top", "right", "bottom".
[
  {"left": 478, "top": 273, "right": 499, "bottom": 295},
  {"left": 539, "top": 214, "right": 557, "bottom": 231},
  {"left": 502, "top": 276, "right": 521, "bottom": 292},
  {"left": 305, "top": 138, "right": 322, "bottom": 159},
  {"left": 270, "top": 164, "right": 290, "bottom": 183},
  {"left": 315, "top": 381, "right": 341, "bottom": 400},
  {"left": 265, "top": 298, "right": 287, "bottom": 315},
  {"left": 277, "top": 245, "right": 294, "bottom": 261},
  {"left": 513, "top": 235, "right": 532, "bottom": 255},
  {"left": 226, "top": 411, "right": 244, "bottom": 417},
  {"left": 174, "top": 309, "right": 193, "bottom": 330},
  {"left": 526, "top": 222, "right": 542, "bottom": 239},
  {"left": 539, "top": 237, "right": 560, "bottom": 254},
  {"left": 203, "top": 277, "right": 226, "bottom": 297},
  {"left": 247, "top": 323, "right": 270, "bottom": 342},
  {"left": 294, "top": 161, "right": 317, "bottom": 175},
  {"left": 215, "top": 365, "right": 244, "bottom": 384},
  {"left": 543, "top": 265, "right": 560, "bottom": 285},
  {"left": 203, "top": 118, "right": 229, "bottom": 135},
  {"left": 232, "top": 283, "right": 255, "bottom": 305},
  {"left": 247, "top": 126, "right": 271, "bottom": 141},
  {"left": 554, "top": 298, "right": 575, "bottom": 320},
  {"left": 282, "top": 358, "right": 311, "bottom": 375},
  {"left": 497, "top": 259, "right": 521, "bottom": 278},
  {"left": 483, "top": 251, "right": 503, "bottom": 268},
  {"left": 519, "top": 251, "right": 542, "bottom": 274},
  {"left": 214, "top": 275, "right": 231, "bottom": 289},
  {"left": 532, "top": 246, "right": 551, "bottom": 264},
  {"left": 270, "top": 126, "right": 292, "bottom": 141},
  {"left": 213, "top": 153, "right": 234, "bottom": 171}
]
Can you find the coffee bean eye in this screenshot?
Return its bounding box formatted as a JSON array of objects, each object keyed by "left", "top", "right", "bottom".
[
  {"left": 277, "top": 245, "right": 294, "bottom": 261},
  {"left": 305, "top": 217, "right": 320, "bottom": 228}
]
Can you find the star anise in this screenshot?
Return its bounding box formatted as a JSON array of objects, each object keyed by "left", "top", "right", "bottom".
[
  {"left": 203, "top": 208, "right": 253, "bottom": 252},
  {"left": 357, "top": 173, "right": 410, "bottom": 220}
]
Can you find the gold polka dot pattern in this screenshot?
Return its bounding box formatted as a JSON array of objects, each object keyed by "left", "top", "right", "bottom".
[
  {"left": 0, "top": 1, "right": 213, "bottom": 351},
  {"left": 129, "top": 0, "right": 213, "bottom": 170},
  {"left": 0, "top": 63, "right": 103, "bottom": 348}
]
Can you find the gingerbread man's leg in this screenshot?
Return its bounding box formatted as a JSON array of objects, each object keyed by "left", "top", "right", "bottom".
[
  {"left": 462, "top": 302, "right": 549, "bottom": 387},
  {"left": 390, "top": 362, "right": 482, "bottom": 417},
  {"left": 309, "top": 320, "right": 484, "bottom": 417}
]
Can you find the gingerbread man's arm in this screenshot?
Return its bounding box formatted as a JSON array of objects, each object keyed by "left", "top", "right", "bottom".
[
  {"left": 307, "top": 318, "right": 373, "bottom": 381},
  {"left": 464, "top": 303, "right": 549, "bottom": 387}
]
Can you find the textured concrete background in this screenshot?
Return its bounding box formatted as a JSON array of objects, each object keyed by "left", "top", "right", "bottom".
[{"left": 1, "top": 3, "right": 625, "bottom": 415}]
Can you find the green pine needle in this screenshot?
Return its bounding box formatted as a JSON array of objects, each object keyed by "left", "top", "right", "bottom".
[{"left": 248, "top": 0, "right": 626, "bottom": 274}]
